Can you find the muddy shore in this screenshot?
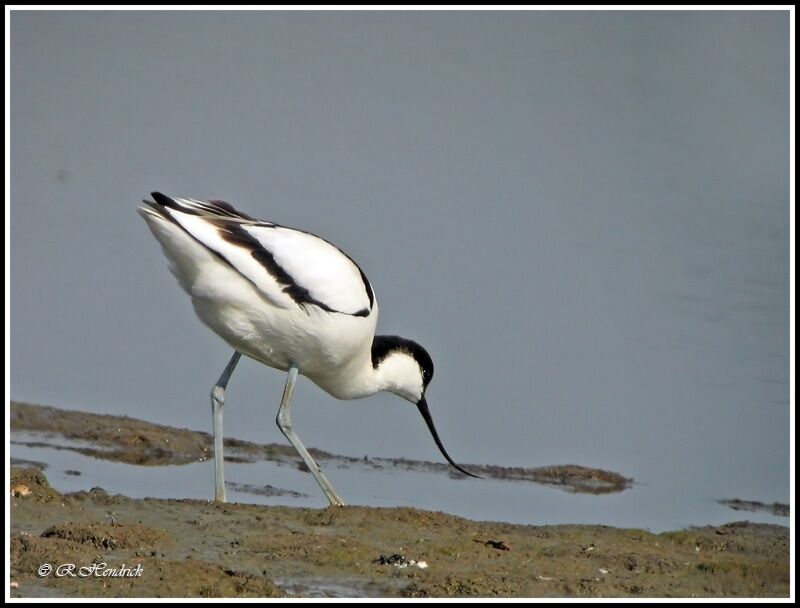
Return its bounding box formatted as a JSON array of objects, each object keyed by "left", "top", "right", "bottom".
[
  {"left": 9, "top": 467, "right": 790, "bottom": 598},
  {"left": 9, "top": 402, "right": 631, "bottom": 494},
  {"left": 8, "top": 402, "right": 791, "bottom": 598}
]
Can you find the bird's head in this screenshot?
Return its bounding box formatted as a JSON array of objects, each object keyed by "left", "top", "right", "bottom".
[
  {"left": 372, "top": 335, "right": 434, "bottom": 404},
  {"left": 372, "top": 336, "right": 480, "bottom": 479}
]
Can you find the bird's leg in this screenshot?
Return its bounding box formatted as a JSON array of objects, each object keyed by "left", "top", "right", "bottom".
[
  {"left": 276, "top": 365, "right": 345, "bottom": 507},
  {"left": 210, "top": 350, "right": 242, "bottom": 502}
]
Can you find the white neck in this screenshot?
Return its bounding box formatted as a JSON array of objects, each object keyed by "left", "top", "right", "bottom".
[{"left": 308, "top": 349, "right": 423, "bottom": 403}]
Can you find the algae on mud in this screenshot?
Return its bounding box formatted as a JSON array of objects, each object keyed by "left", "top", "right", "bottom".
[
  {"left": 718, "top": 499, "right": 790, "bottom": 518},
  {"left": 10, "top": 401, "right": 631, "bottom": 493},
  {"left": 9, "top": 468, "right": 790, "bottom": 598}
]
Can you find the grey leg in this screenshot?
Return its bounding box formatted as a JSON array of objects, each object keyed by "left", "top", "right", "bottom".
[
  {"left": 276, "top": 365, "right": 345, "bottom": 507},
  {"left": 210, "top": 351, "right": 242, "bottom": 502}
]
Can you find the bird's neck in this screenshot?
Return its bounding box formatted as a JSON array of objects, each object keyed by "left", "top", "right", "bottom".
[
  {"left": 307, "top": 352, "right": 383, "bottom": 400},
  {"left": 307, "top": 338, "right": 421, "bottom": 403}
]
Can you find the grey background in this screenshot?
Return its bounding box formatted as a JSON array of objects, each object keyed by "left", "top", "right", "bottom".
[{"left": 10, "top": 11, "right": 790, "bottom": 519}]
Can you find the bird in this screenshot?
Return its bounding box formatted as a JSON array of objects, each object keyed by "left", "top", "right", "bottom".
[{"left": 138, "top": 192, "right": 478, "bottom": 506}]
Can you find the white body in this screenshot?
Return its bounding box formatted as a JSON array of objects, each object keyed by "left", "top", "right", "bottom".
[{"left": 139, "top": 198, "right": 423, "bottom": 402}]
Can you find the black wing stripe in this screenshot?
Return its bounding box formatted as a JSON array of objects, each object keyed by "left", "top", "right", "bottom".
[
  {"left": 206, "top": 199, "right": 257, "bottom": 221},
  {"left": 215, "top": 220, "right": 370, "bottom": 317},
  {"left": 151, "top": 191, "right": 259, "bottom": 222},
  {"left": 151, "top": 191, "right": 196, "bottom": 213},
  {"left": 149, "top": 193, "right": 371, "bottom": 317},
  {"left": 288, "top": 226, "right": 375, "bottom": 311},
  {"left": 351, "top": 255, "right": 375, "bottom": 310}
]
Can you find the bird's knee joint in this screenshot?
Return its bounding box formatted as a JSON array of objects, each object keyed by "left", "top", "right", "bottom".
[{"left": 211, "top": 386, "right": 225, "bottom": 404}]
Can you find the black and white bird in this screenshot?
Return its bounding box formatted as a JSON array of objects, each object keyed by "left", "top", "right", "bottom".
[{"left": 138, "top": 192, "right": 477, "bottom": 506}]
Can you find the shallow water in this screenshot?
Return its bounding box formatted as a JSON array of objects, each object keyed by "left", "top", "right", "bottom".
[{"left": 11, "top": 431, "right": 787, "bottom": 533}]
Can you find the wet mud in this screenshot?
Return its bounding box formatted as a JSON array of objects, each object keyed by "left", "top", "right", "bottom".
[
  {"left": 9, "top": 467, "right": 789, "bottom": 598},
  {"left": 718, "top": 499, "right": 790, "bottom": 518},
  {"left": 11, "top": 401, "right": 631, "bottom": 493},
  {"left": 8, "top": 402, "right": 790, "bottom": 598}
]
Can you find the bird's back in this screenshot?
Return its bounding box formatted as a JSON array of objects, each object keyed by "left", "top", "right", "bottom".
[{"left": 139, "top": 193, "right": 379, "bottom": 378}]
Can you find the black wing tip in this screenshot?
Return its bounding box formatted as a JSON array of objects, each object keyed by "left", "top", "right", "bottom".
[{"left": 150, "top": 191, "right": 174, "bottom": 207}]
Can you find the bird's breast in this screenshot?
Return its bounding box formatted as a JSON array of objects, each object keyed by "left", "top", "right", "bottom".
[{"left": 192, "top": 286, "right": 378, "bottom": 380}]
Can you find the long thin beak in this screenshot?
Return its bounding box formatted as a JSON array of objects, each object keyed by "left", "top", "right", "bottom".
[{"left": 416, "top": 397, "right": 481, "bottom": 479}]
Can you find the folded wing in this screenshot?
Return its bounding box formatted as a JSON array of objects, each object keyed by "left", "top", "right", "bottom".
[{"left": 148, "top": 193, "right": 374, "bottom": 317}]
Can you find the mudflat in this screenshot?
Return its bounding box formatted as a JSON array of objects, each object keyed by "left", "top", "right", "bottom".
[{"left": 8, "top": 402, "right": 790, "bottom": 598}]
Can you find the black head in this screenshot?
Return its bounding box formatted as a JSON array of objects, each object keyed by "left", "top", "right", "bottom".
[{"left": 371, "top": 335, "right": 434, "bottom": 392}]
